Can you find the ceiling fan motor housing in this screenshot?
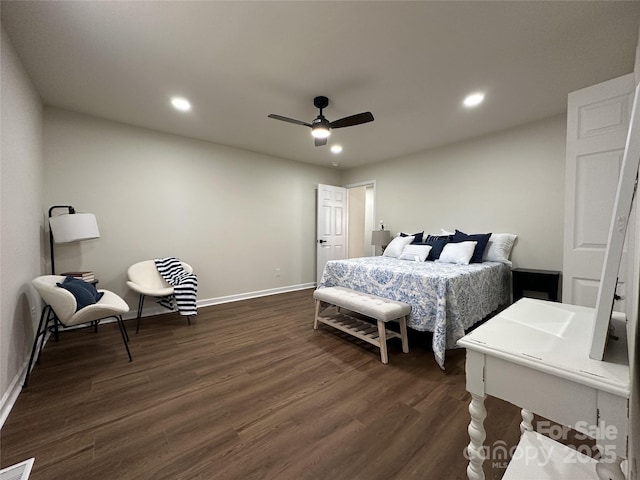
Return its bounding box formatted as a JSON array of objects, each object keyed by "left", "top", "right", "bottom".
[
  {"left": 313, "top": 96, "right": 329, "bottom": 110},
  {"left": 312, "top": 116, "right": 330, "bottom": 128}
]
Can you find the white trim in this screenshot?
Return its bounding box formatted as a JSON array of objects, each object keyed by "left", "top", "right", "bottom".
[
  {"left": 343, "top": 179, "right": 376, "bottom": 189},
  {"left": 198, "top": 282, "right": 315, "bottom": 307},
  {"left": 122, "top": 304, "right": 174, "bottom": 320},
  {"left": 1, "top": 327, "right": 56, "bottom": 430},
  {"left": 123, "top": 282, "right": 316, "bottom": 319},
  {"left": 0, "top": 354, "right": 34, "bottom": 430}
]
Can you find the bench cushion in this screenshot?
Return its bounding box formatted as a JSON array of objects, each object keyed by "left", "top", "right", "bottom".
[{"left": 314, "top": 286, "right": 410, "bottom": 322}]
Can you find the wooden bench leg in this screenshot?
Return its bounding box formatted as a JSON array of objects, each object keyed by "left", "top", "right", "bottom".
[
  {"left": 377, "top": 319, "right": 388, "bottom": 364},
  {"left": 313, "top": 300, "right": 321, "bottom": 330},
  {"left": 399, "top": 316, "right": 409, "bottom": 353}
]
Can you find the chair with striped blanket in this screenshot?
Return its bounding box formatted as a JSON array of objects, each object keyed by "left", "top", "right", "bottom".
[{"left": 126, "top": 258, "right": 197, "bottom": 333}]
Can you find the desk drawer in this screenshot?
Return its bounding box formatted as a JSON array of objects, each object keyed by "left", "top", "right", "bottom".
[{"left": 485, "top": 356, "right": 598, "bottom": 429}]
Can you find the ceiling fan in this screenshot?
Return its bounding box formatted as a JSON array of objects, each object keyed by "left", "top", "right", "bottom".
[{"left": 268, "top": 96, "right": 374, "bottom": 146}]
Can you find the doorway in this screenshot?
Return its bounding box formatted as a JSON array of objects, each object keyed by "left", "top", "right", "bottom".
[
  {"left": 316, "top": 181, "right": 376, "bottom": 286},
  {"left": 346, "top": 181, "right": 376, "bottom": 258}
]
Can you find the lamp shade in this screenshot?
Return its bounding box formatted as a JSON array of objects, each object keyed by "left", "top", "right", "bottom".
[
  {"left": 371, "top": 230, "right": 391, "bottom": 246},
  {"left": 49, "top": 213, "right": 100, "bottom": 243}
]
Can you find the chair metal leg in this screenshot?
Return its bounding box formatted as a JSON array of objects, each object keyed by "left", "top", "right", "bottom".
[
  {"left": 135, "top": 294, "right": 145, "bottom": 333},
  {"left": 122, "top": 319, "right": 130, "bottom": 343},
  {"left": 23, "top": 305, "right": 51, "bottom": 387},
  {"left": 37, "top": 314, "right": 55, "bottom": 362},
  {"left": 116, "top": 315, "right": 132, "bottom": 362}
]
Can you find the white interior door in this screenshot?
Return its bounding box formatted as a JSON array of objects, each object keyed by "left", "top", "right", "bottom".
[
  {"left": 563, "top": 73, "right": 635, "bottom": 307},
  {"left": 316, "top": 184, "right": 347, "bottom": 285}
]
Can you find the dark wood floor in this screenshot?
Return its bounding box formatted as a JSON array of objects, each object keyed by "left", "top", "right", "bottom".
[{"left": 1, "top": 288, "right": 525, "bottom": 480}]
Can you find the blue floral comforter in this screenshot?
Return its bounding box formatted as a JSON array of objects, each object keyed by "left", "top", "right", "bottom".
[{"left": 318, "top": 256, "right": 511, "bottom": 369}]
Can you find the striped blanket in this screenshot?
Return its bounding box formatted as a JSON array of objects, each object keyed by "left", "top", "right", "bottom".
[{"left": 154, "top": 257, "right": 198, "bottom": 316}]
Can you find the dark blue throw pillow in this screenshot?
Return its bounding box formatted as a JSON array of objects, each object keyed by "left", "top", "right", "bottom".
[
  {"left": 422, "top": 234, "right": 451, "bottom": 261},
  {"left": 399, "top": 231, "right": 424, "bottom": 243},
  {"left": 451, "top": 230, "right": 492, "bottom": 263},
  {"left": 56, "top": 276, "right": 103, "bottom": 311}
]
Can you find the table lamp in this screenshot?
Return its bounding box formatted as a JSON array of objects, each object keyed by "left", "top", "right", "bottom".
[{"left": 371, "top": 230, "right": 391, "bottom": 255}]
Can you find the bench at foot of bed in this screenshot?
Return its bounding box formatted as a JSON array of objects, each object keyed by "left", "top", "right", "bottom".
[{"left": 313, "top": 286, "right": 410, "bottom": 364}]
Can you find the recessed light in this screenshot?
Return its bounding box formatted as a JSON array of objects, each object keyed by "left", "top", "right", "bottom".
[
  {"left": 171, "top": 96, "right": 192, "bottom": 112},
  {"left": 331, "top": 161, "right": 340, "bottom": 167},
  {"left": 331, "top": 145, "right": 343, "bottom": 154},
  {"left": 463, "top": 92, "right": 485, "bottom": 108}
]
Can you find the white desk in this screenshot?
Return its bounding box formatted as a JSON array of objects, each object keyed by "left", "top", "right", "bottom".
[{"left": 458, "top": 298, "right": 630, "bottom": 480}]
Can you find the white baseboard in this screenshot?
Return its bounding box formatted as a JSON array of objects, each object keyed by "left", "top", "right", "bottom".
[
  {"left": 1, "top": 283, "right": 317, "bottom": 430},
  {"left": 0, "top": 353, "right": 35, "bottom": 430},
  {"left": 198, "top": 282, "right": 316, "bottom": 307},
  {"left": 123, "top": 282, "right": 316, "bottom": 320}
]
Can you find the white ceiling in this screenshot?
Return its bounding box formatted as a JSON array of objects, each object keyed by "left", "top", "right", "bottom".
[{"left": 2, "top": 1, "right": 639, "bottom": 169}]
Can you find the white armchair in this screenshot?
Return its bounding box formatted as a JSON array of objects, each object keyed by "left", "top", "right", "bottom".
[
  {"left": 126, "top": 260, "right": 193, "bottom": 333},
  {"left": 25, "top": 275, "right": 131, "bottom": 387}
]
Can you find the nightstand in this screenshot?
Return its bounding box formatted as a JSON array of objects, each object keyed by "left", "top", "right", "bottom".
[{"left": 512, "top": 268, "right": 561, "bottom": 302}]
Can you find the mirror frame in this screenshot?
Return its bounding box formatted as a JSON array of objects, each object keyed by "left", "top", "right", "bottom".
[{"left": 591, "top": 82, "right": 640, "bottom": 360}]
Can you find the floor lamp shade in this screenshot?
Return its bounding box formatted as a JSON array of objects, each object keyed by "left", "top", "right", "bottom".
[
  {"left": 48, "top": 206, "right": 100, "bottom": 275},
  {"left": 49, "top": 213, "right": 100, "bottom": 243}
]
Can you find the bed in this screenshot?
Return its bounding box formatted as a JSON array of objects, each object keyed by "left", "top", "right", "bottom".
[{"left": 317, "top": 256, "right": 511, "bottom": 369}]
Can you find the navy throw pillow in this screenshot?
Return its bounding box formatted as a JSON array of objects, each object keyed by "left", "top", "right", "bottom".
[
  {"left": 423, "top": 234, "right": 451, "bottom": 261},
  {"left": 57, "top": 276, "right": 103, "bottom": 311},
  {"left": 451, "top": 230, "right": 492, "bottom": 263},
  {"left": 400, "top": 231, "right": 424, "bottom": 243}
]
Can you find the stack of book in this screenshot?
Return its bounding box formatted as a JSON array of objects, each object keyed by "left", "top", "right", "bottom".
[{"left": 60, "top": 271, "right": 95, "bottom": 282}]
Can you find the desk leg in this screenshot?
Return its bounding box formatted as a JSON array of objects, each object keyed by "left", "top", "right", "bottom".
[
  {"left": 466, "top": 393, "right": 487, "bottom": 480},
  {"left": 520, "top": 409, "right": 534, "bottom": 434},
  {"left": 595, "top": 456, "right": 625, "bottom": 480}
]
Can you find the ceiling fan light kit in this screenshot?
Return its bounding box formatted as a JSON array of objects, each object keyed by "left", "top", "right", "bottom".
[
  {"left": 311, "top": 123, "right": 331, "bottom": 139},
  {"left": 269, "top": 96, "right": 374, "bottom": 147}
]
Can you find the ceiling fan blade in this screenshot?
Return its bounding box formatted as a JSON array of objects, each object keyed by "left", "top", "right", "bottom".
[
  {"left": 329, "top": 112, "right": 374, "bottom": 129},
  {"left": 314, "top": 137, "right": 328, "bottom": 147},
  {"left": 267, "top": 114, "right": 312, "bottom": 127}
]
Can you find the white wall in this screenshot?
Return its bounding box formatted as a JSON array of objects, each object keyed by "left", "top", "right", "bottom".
[
  {"left": 0, "top": 27, "right": 44, "bottom": 423},
  {"left": 43, "top": 108, "right": 341, "bottom": 309},
  {"left": 341, "top": 115, "right": 567, "bottom": 270}
]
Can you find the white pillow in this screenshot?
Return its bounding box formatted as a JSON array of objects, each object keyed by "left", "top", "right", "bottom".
[
  {"left": 483, "top": 233, "right": 517, "bottom": 265},
  {"left": 399, "top": 244, "right": 432, "bottom": 262},
  {"left": 440, "top": 228, "right": 455, "bottom": 236},
  {"left": 383, "top": 235, "right": 415, "bottom": 258},
  {"left": 436, "top": 241, "right": 477, "bottom": 265}
]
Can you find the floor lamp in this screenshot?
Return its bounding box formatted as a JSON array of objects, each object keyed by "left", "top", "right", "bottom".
[
  {"left": 48, "top": 206, "right": 100, "bottom": 274},
  {"left": 371, "top": 230, "right": 391, "bottom": 256}
]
